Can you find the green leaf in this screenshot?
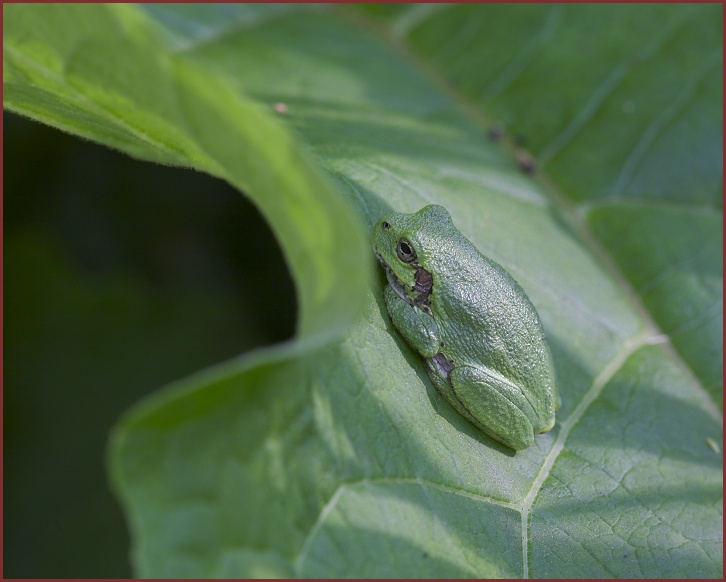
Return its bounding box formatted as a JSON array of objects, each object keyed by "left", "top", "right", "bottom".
[
  {"left": 3, "top": 2, "right": 370, "bottom": 344},
  {"left": 4, "top": 3, "right": 721, "bottom": 578}
]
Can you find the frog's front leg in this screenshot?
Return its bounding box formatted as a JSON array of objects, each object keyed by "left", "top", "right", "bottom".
[
  {"left": 448, "top": 366, "right": 536, "bottom": 450},
  {"left": 383, "top": 285, "right": 440, "bottom": 357}
]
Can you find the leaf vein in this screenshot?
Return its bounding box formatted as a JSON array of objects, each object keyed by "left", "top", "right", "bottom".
[
  {"left": 607, "top": 50, "right": 722, "bottom": 197},
  {"left": 481, "top": 4, "right": 563, "bottom": 102},
  {"left": 519, "top": 331, "right": 666, "bottom": 577},
  {"left": 538, "top": 11, "right": 694, "bottom": 164}
]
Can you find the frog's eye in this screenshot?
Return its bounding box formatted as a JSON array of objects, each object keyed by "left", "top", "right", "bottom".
[
  {"left": 396, "top": 238, "right": 417, "bottom": 264},
  {"left": 382, "top": 221, "right": 391, "bottom": 230}
]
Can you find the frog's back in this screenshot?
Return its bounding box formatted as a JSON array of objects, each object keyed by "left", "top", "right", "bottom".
[{"left": 428, "top": 235, "right": 557, "bottom": 429}]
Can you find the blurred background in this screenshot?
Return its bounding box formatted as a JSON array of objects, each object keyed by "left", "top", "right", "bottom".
[{"left": 4, "top": 112, "right": 297, "bottom": 577}]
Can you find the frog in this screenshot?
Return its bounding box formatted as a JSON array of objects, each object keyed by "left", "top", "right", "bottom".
[{"left": 372, "top": 204, "right": 559, "bottom": 450}]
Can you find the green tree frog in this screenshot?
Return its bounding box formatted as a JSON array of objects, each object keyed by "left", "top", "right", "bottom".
[{"left": 373, "top": 205, "right": 559, "bottom": 450}]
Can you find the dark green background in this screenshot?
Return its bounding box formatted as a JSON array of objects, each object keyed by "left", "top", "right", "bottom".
[{"left": 4, "top": 112, "right": 296, "bottom": 577}]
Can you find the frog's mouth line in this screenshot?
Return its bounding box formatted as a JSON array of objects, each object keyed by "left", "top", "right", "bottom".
[
  {"left": 374, "top": 250, "right": 415, "bottom": 306},
  {"left": 375, "top": 250, "right": 432, "bottom": 314}
]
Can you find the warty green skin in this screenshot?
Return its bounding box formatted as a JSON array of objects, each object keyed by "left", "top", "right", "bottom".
[{"left": 373, "top": 204, "right": 559, "bottom": 451}]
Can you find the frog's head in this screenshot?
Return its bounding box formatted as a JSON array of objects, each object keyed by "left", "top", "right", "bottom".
[{"left": 372, "top": 204, "right": 452, "bottom": 308}]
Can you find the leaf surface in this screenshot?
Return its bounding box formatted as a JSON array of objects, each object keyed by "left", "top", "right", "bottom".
[{"left": 4, "top": 3, "right": 721, "bottom": 578}]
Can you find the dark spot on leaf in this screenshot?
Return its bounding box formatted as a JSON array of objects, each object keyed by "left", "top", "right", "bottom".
[
  {"left": 487, "top": 124, "right": 504, "bottom": 141},
  {"left": 516, "top": 150, "right": 537, "bottom": 174}
]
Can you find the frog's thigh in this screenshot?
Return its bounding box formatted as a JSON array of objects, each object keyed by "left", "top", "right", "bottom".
[
  {"left": 384, "top": 286, "right": 440, "bottom": 357},
  {"left": 450, "top": 366, "right": 535, "bottom": 450}
]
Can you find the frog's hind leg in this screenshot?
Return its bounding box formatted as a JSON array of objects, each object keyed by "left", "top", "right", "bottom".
[
  {"left": 449, "top": 366, "right": 535, "bottom": 450},
  {"left": 425, "top": 355, "right": 483, "bottom": 431}
]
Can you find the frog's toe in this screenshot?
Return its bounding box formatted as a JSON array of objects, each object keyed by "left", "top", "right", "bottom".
[{"left": 537, "top": 415, "right": 556, "bottom": 434}]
